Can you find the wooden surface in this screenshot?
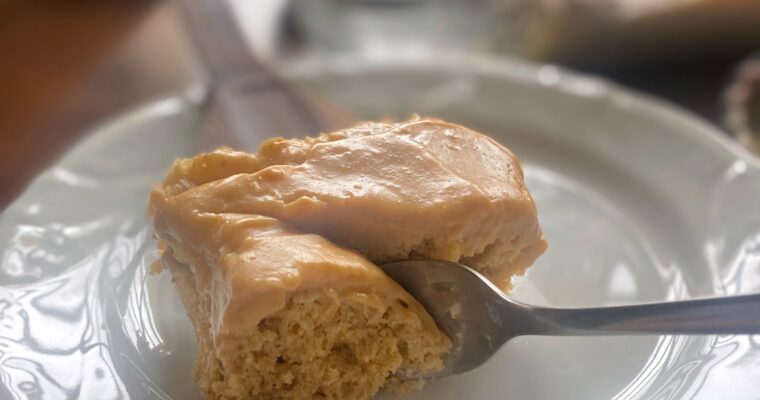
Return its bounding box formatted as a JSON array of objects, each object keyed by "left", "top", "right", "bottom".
[
  {"left": 0, "top": 0, "right": 159, "bottom": 210},
  {"left": 0, "top": 0, "right": 752, "bottom": 211}
]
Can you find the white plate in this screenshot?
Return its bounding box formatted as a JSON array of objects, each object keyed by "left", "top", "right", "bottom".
[{"left": 2, "top": 54, "right": 759, "bottom": 400}]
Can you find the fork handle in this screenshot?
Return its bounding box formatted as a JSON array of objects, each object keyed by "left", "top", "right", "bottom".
[{"left": 525, "top": 293, "right": 760, "bottom": 336}]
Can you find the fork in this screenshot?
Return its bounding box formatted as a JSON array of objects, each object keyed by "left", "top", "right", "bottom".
[{"left": 380, "top": 260, "right": 760, "bottom": 379}]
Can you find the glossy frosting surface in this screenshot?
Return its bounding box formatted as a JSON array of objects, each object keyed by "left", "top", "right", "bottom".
[{"left": 150, "top": 117, "right": 546, "bottom": 331}]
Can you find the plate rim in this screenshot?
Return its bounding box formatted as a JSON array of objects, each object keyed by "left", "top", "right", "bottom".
[{"left": 276, "top": 51, "right": 760, "bottom": 171}]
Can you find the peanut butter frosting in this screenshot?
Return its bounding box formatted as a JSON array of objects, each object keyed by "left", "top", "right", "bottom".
[{"left": 150, "top": 117, "right": 546, "bottom": 334}]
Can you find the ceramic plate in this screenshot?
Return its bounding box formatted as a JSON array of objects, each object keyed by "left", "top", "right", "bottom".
[{"left": 2, "top": 54, "right": 759, "bottom": 400}]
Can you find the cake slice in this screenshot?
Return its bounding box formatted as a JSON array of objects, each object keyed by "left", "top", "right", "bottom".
[{"left": 149, "top": 117, "right": 546, "bottom": 399}]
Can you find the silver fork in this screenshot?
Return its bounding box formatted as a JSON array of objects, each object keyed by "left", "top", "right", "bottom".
[{"left": 380, "top": 260, "right": 760, "bottom": 379}]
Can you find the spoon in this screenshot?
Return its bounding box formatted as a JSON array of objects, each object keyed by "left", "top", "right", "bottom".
[{"left": 380, "top": 260, "right": 760, "bottom": 379}]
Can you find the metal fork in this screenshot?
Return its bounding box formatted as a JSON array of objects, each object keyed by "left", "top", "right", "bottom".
[
  {"left": 381, "top": 260, "right": 760, "bottom": 380},
  {"left": 176, "top": 0, "right": 353, "bottom": 150}
]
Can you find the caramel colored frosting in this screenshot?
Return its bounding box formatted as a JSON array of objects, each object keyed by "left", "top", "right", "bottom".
[{"left": 150, "top": 117, "right": 546, "bottom": 333}]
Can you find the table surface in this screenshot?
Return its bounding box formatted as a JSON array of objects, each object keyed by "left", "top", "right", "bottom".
[{"left": 0, "top": 0, "right": 751, "bottom": 210}]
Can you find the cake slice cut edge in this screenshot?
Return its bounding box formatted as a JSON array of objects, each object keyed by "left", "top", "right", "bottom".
[{"left": 151, "top": 208, "right": 451, "bottom": 400}]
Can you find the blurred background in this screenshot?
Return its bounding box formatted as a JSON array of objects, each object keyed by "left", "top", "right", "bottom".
[{"left": 2, "top": 0, "right": 760, "bottom": 209}]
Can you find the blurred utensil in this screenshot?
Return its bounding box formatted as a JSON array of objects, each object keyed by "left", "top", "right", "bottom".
[
  {"left": 724, "top": 54, "right": 760, "bottom": 156},
  {"left": 176, "top": 0, "right": 353, "bottom": 150},
  {"left": 381, "top": 259, "right": 760, "bottom": 380}
]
